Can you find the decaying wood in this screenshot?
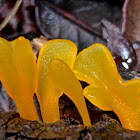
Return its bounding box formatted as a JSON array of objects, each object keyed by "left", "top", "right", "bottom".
[{"left": 1, "top": 112, "right": 140, "bottom": 139}]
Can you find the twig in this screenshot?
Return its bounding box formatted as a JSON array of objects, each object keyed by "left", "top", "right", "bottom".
[
  {"left": 122, "top": 0, "right": 129, "bottom": 33},
  {"left": 0, "top": 0, "right": 23, "bottom": 31}
]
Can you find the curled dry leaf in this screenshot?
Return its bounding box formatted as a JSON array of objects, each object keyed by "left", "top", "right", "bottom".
[
  {"left": 101, "top": 19, "right": 137, "bottom": 71},
  {"left": 122, "top": 0, "right": 140, "bottom": 69},
  {"left": 122, "top": 0, "right": 140, "bottom": 43},
  {"left": 35, "top": 0, "right": 123, "bottom": 51},
  {"left": 35, "top": 0, "right": 136, "bottom": 71}
]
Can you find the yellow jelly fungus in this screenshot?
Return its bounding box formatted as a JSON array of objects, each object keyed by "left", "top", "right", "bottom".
[
  {"left": 1, "top": 37, "right": 140, "bottom": 131},
  {"left": 37, "top": 39, "right": 91, "bottom": 126},
  {"left": 73, "top": 43, "right": 140, "bottom": 131},
  {"left": 0, "top": 37, "right": 39, "bottom": 121}
]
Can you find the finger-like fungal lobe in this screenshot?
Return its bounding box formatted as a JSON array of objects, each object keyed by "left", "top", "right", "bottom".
[
  {"left": 1, "top": 37, "right": 140, "bottom": 130},
  {"left": 37, "top": 39, "right": 91, "bottom": 126},
  {"left": 0, "top": 37, "right": 39, "bottom": 121},
  {"left": 73, "top": 43, "right": 140, "bottom": 131}
]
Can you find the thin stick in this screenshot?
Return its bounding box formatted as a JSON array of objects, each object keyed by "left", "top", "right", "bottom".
[{"left": 0, "top": 0, "right": 23, "bottom": 31}]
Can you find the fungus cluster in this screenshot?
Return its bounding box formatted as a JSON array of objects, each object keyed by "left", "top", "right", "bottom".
[{"left": 0, "top": 36, "right": 140, "bottom": 131}]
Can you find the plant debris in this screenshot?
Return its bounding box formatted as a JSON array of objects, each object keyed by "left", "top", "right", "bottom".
[
  {"left": 0, "top": 0, "right": 40, "bottom": 39},
  {"left": 0, "top": 0, "right": 22, "bottom": 31},
  {"left": 1, "top": 0, "right": 140, "bottom": 138}
]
